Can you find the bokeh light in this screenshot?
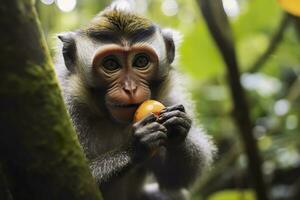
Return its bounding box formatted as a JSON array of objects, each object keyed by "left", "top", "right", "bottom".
[
  {"left": 222, "top": 0, "right": 240, "bottom": 17},
  {"left": 274, "top": 99, "right": 290, "bottom": 116},
  {"left": 134, "top": 0, "right": 148, "bottom": 14},
  {"left": 40, "top": 0, "right": 54, "bottom": 5},
  {"left": 241, "top": 73, "right": 281, "bottom": 96},
  {"left": 286, "top": 115, "right": 298, "bottom": 130},
  {"left": 56, "top": 0, "right": 77, "bottom": 12},
  {"left": 161, "top": 0, "right": 178, "bottom": 16}
]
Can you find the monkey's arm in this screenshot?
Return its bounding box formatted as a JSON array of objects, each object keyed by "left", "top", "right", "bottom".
[
  {"left": 152, "top": 127, "right": 214, "bottom": 189},
  {"left": 90, "top": 114, "right": 167, "bottom": 186},
  {"left": 151, "top": 105, "right": 215, "bottom": 189},
  {"left": 89, "top": 149, "right": 134, "bottom": 185}
]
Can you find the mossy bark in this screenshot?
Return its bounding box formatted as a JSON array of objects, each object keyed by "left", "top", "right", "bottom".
[
  {"left": 0, "top": 164, "right": 13, "bottom": 200},
  {"left": 0, "top": 1, "right": 102, "bottom": 199}
]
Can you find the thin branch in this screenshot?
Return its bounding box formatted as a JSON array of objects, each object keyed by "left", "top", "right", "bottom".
[
  {"left": 291, "top": 15, "right": 300, "bottom": 40},
  {"left": 196, "top": 0, "right": 269, "bottom": 199},
  {"left": 248, "top": 13, "right": 291, "bottom": 73},
  {"left": 287, "top": 76, "right": 300, "bottom": 102},
  {"left": 192, "top": 140, "right": 241, "bottom": 196}
]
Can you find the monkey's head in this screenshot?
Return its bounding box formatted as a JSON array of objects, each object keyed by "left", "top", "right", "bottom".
[{"left": 58, "top": 3, "right": 179, "bottom": 123}]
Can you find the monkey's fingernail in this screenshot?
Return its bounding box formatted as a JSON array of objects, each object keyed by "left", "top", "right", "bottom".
[
  {"left": 160, "top": 109, "right": 167, "bottom": 113},
  {"left": 157, "top": 116, "right": 165, "bottom": 122},
  {"left": 160, "top": 112, "right": 166, "bottom": 117},
  {"left": 148, "top": 113, "right": 156, "bottom": 119}
]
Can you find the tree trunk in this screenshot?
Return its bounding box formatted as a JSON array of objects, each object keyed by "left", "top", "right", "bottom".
[
  {"left": 0, "top": 164, "right": 13, "bottom": 200},
  {"left": 0, "top": 1, "right": 102, "bottom": 199}
]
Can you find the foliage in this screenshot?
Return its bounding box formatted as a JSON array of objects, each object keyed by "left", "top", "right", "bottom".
[
  {"left": 37, "top": 0, "right": 300, "bottom": 199},
  {"left": 208, "top": 190, "right": 255, "bottom": 200}
]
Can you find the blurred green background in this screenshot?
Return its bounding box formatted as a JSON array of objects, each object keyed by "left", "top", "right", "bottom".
[{"left": 37, "top": 0, "right": 300, "bottom": 199}]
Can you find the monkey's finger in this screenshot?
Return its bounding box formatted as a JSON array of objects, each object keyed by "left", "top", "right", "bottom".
[
  {"left": 160, "top": 104, "right": 185, "bottom": 114},
  {"left": 140, "top": 131, "right": 167, "bottom": 144},
  {"left": 158, "top": 111, "right": 192, "bottom": 129},
  {"left": 166, "top": 124, "right": 187, "bottom": 138},
  {"left": 162, "top": 116, "right": 191, "bottom": 130},
  {"left": 158, "top": 110, "right": 189, "bottom": 123},
  {"left": 149, "top": 140, "right": 166, "bottom": 157},
  {"left": 149, "top": 140, "right": 166, "bottom": 149},
  {"left": 135, "top": 122, "right": 167, "bottom": 137},
  {"left": 140, "top": 132, "right": 167, "bottom": 152},
  {"left": 144, "top": 122, "right": 167, "bottom": 133},
  {"left": 134, "top": 113, "right": 157, "bottom": 128}
]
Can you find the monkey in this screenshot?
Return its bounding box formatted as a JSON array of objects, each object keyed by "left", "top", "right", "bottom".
[{"left": 55, "top": 2, "right": 215, "bottom": 200}]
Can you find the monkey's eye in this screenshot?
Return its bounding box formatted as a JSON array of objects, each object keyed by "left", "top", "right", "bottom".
[
  {"left": 133, "top": 53, "right": 150, "bottom": 69},
  {"left": 102, "top": 56, "right": 121, "bottom": 72}
]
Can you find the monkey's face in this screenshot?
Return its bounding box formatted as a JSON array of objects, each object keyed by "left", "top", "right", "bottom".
[
  {"left": 58, "top": 8, "right": 177, "bottom": 123},
  {"left": 92, "top": 44, "right": 159, "bottom": 123}
]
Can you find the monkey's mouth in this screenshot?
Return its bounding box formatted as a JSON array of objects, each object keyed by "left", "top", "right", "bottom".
[
  {"left": 106, "top": 102, "right": 142, "bottom": 123},
  {"left": 109, "top": 103, "right": 140, "bottom": 108}
]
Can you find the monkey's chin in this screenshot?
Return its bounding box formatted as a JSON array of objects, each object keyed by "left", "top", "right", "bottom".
[{"left": 107, "top": 106, "right": 138, "bottom": 124}]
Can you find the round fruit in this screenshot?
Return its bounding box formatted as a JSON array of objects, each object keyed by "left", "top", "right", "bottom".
[{"left": 134, "top": 100, "right": 165, "bottom": 122}]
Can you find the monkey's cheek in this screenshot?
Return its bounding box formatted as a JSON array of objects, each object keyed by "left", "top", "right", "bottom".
[{"left": 108, "top": 106, "right": 137, "bottom": 123}]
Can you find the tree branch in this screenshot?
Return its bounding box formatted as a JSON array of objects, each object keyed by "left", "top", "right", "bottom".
[
  {"left": 196, "top": 1, "right": 269, "bottom": 199},
  {"left": 192, "top": 140, "right": 241, "bottom": 196},
  {"left": 248, "top": 13, "right": 291, "bottom": 73}
]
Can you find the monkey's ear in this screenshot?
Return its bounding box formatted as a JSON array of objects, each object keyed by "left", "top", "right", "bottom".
[
  {"left": 57, "top": 32, "right": 77, "bottom": 72},
  {"left": 162, "top": 29, "right": 182, "bottom": 64}
]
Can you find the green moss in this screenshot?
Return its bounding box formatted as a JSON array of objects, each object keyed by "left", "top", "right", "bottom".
[
  {"left": 0, "top": 164, "right": 13, "bottom": 200},
  {"left": 0, "top": 0, "right": 102, "bottom": 199}
]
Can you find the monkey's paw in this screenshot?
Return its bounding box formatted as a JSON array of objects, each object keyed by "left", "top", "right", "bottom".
[
  {"left": 131, "top": 114, "right": 167, "bottom": 161},
  {"left": 158, "top": 104, "right": 192, "bottom": 146}
]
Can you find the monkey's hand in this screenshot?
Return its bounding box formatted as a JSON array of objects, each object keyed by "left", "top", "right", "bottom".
[
  {"left": 158, "top": 104, "right": 192, "bottom": 146},
  {"left": 131, "top": 113, "right": 167, "bottom": 162}
]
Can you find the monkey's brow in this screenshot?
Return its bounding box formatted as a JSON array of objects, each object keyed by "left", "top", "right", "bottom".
[
  {"left": 129, "top": 25, "right": 156, "bottom": 44},
  {"left": 88, "top": 30, "right": 121, "bottom": 43},
  {"left": 87, "top": 26, "right": 156, "bottom": 44}
]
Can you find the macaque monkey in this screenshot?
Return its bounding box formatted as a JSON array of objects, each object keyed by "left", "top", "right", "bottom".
[{"left": 55, "top": 1, "right": 215, "bottom": 200}]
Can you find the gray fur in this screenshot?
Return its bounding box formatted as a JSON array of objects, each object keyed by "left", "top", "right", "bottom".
[{"left": 54, "top": 5, "right": 216, "bottom": 200}]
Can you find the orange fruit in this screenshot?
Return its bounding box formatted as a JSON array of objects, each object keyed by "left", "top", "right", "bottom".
[
  {"left": 278, "top": 0, "right": 300, "bottom": 16},
  {"left": 134, "top": 100, "right": 165, "bottom": 122}
]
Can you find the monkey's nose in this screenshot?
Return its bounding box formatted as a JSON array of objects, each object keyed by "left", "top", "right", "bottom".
[{"left": 123, "top": 81, "right": 137, "bottom": 96}]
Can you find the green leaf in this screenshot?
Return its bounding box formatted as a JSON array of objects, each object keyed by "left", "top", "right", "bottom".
[
  {"left": 180, "top": 22, "right": 224, "bottom": 78},
  {"left": 208, "top": 190, "right": 256, "bottom": 200}
]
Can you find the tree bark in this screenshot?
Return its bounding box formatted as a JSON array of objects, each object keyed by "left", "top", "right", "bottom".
[
  {"left": 0, "top": 1, "right": 102, "bottom": 199},
  {"left": 0, "top": 164, "right": 13, "bottom": 200},
  {"left": 196, "top": 1, "right": 269, "bottom": 200}
]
